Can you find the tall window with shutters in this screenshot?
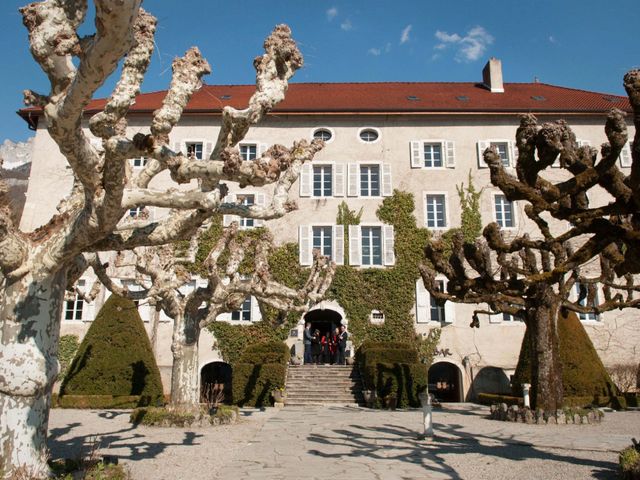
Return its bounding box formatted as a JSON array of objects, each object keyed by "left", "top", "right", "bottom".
[
  {"left": 410, "top": 140, "right": 456, "bottom": 169},
  {"left": 174, "top": 139, "right": 212, "bottom": 161},
  {"left": 494, "top": 194, "right": 515, "bottom": 228},
  {"left": 185, "top": 142, "right": 203, "bottom": 160},
  {"left": 222, "top": 192, "right": 266, "bottom": 228},
  {"left": 415, "top": 278, "right": 455, "bottom": 324},
  {"left": 299, "top": 162, "right": 344, "bottom": 198},
  {"left": 348, "top": 224, "right": 395, "bottom": 267},
  {"left": 346, "top": 163, "right": 392, "bottom": 197},
  {"left": 299, "top": 225, "right": 344, "bottom": 265},
  {"left": 477, "top": 139, "right": 516, "bottom": 168},
  {"left": 240, "top": 143, "right": 257, "bottom": 161}
]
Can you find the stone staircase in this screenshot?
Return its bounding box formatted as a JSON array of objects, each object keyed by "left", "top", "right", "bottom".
[{"left": 284, "top": 364, "right": 364, "bottom": 407}]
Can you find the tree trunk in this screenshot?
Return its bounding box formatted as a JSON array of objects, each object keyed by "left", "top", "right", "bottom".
[
  {"left": 528, "top": 285, "right": 564, "bottom": 411},
  {"left": 0, "top": 270, "right": 67, "bottom": 478},
  {"left": 169, "top": 312, "right": 201, "bottom": 409}
]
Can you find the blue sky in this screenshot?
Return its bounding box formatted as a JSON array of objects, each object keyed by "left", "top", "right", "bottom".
[{"left": 1, "top": 0, "right": 638, "bottom": 142}]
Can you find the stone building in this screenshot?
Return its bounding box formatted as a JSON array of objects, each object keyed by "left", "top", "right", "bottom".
[{"left": 19, "top": 58, "right": 638, "bottom": 400}]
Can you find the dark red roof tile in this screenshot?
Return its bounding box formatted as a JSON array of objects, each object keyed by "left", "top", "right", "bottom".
[{"left": 19, "top": 82, "right": 631, "bottom": 120}]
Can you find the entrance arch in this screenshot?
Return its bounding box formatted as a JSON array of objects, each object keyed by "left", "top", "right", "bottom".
[
  {"left": 200, "top": 361, "right": 232, "bottom": 404},
  {"left": 428, "top": 361, "right": 463, "bottom": 402},
  {"left": 302, "top": 300, "right": 346, "bottom": 336}
]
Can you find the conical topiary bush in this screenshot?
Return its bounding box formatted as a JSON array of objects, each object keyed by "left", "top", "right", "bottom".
[
  {"left": 61, "top": 294, "right": 163, "bottom": 405},
  {"left": 512, "top": 309, "right": 618, "bottom": 405}
]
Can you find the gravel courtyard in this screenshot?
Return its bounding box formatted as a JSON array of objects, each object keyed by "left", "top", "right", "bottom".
[{"left": 48, "top": 404, "right": 639, "bottom": 480}]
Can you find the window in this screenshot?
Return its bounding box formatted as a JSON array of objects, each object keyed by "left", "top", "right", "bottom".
[
  {"left": 423, "top": 143, "right": 443, "bottom": 167},
  {"left": 477, "top": 140, "right": 515, "bottom": 168},
  {"left": 313, "top": 165, "right": 333, "bottom": 197},
  {"left": 231, "top": 297, "right": 252, "bottom": 321},
  {"left": 361, "top": 226, "right": 382, "bottom": 266},
  {"left": 358, "top": 128, "right": 380, "bottom": 143},
  {"left": 370, "top": 310, "right": 385, "bottom": 325},
  {"left": 313, "top": 128, "right": 333, "bottom": 142},
  {"left": 299, "top": 225, "right": 344, "bottom": 266},
  {"left": 238, "top": 194, "right": 255, "bottom": 229},
  {"left": 240, "top": 143, "right": 258, "bottom": 161},
  {"left": 494, "top": 194, "right": 514, "bottom": 228},
  {"left": 502, "top": 312, "right": 523, "bottom": 322},
  {"left": 65, "top": 280, "right": 85, "bottom": 321},
  {"left": 186, "top": 142, "right": 203, "bottom": 160},
  {"left": 429, "top": 280, "right": 446, "bottom": 323},
  {"left": 575, "top": 283, "right": 599, "bottom": 321},
  {"left": 410, "top": 140, "right": 455, "bottom": 169},
  {"left": 425, "top": 194, "right": 447, "bottom": 228},
  {"left": 132, "top": 157, "right": 148, "bottom": 168},
  {"left": 312, "top": 226, "right": 333, "bottom": 259},
  {"left": 348, "top": 225, "right": 395, "bottom": 267},
  {"left": 619, "top": 141, "right": 633, "bottom": 168},
  {"left": 491, "top": 142, "right": 510, "bottom": 167},
  {"left": 128, "top": 206, "right": 145, "bottom": 218},
  {"left": 360, "top": 165, "right": 380, "bottom": 197}
]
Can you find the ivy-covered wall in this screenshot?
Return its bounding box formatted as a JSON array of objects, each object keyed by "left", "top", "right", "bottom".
[{"left": 196, "top": 182, "right": 482, "bottom": 365}]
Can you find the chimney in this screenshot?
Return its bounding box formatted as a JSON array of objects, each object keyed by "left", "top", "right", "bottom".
[{"left": 482, "top": 57, "right": 504, "bottom": 93}]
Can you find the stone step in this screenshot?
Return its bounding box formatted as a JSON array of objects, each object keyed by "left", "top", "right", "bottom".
[
  {"left": 284, "top": 401, "right": 362, "bottom": 407},
  {"left": 284, "top": 365, "right": 364, "bottom": 407}
]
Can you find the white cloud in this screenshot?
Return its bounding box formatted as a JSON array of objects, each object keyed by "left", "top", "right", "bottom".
[
  {"left": 341, "top": 19, "right": 353, "bottom": 31},
  {"left": 368, "top": 48, "right": 381, "bottom": 56},
  {"left": 385, "top": 42, "right": 392, "bottom": 53},
  {"left": 433, "top": 26, "right": 494, "bottom": 62},
  {"left": 326, "top": 7, "right": 338, "bottom": 21},
  {"left": 548, "top": 35, "right": 556, "bottom": 43},
  {"left": 400, "top": 25, "right": 412, "bottom": 44}
]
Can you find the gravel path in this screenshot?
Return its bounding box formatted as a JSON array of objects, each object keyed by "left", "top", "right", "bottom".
[{"left": 47, "top": 404, "right": 639, "bottom": 479}]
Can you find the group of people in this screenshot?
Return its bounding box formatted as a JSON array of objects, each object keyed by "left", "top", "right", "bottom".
[{"left": 303, "top": 323, "right": 348, "bottom": 365}]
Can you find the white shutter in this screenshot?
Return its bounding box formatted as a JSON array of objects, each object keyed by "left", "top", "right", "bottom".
[
  {"left": 445, "top": 141, "right": 456, "bottom": 168},
  {"left": 299, "top": 163, "right": 312, "bottom": 197},
  {"left": 348, "top": 225, "right": 361, "bottom": 266},
  {"left": 333, "top": 164, "right": 345, "bottom": 197},
  {"left": 173, "top": 141, "right": 182, "bottom": 154},
  {"left": 508, "top": 141, "right": 518, "bottom": 167},
  {"left": 204, "top": 142, "right": 213, "bottom": 160},
  {"left": 217, "top": 311, "right": 232, "bottom": 322},
  {"left": 383, "top": 225, "right": 395, "bottom": 266},
  {"left": 222, "top": 193, "right": 237, "bottom": 227},
  {"left": 443, "top": 299, "right": 455, "bottom": 324},
  {"left": 259, "top": 143, "right": 268, "bottom": 157},
  {"left": 254, "top": 193, "right": 266, "bottom": 227},
  {"left": 415, "top": 279, "right": 429, "bottom": 324},
  {"left": 333, "top": 225, "right": 344, "bottom": 265},
  {"left": 381, "top": 164, "right": 393, "bottom": 197},
  {"left": 347, "top": 163, "right": 360, "bottom": 197},
  {"left": 477, "top": 141, "right": 490, "bottom": 168},
  {"left": 250, "top": 297, "right": 262, "bottom": 322},
  {"left": 299, "top": 225, "right": 312, "bottom": 266},
  {"left": 620, "top": 142, "right": 632, "bottom": 168},
  {"left": 410, "top": 141, "right": 422, "bottom": 168}
]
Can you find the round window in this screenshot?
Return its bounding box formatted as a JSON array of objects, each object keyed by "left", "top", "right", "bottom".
[
  {"left": 359, "top": 128, "right": 379, "bottom": 143},
  {"left": 313, "top": 128, "right": 333, "bottom": 142}
]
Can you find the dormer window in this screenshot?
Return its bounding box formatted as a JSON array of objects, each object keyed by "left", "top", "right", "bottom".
[{"left": 186, "top": 142, "right": 203, "bottom": 160}]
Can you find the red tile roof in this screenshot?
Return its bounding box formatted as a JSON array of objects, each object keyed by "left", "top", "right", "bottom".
[{"left": 19, "top": 82, "right": 631, "bottom": 124}]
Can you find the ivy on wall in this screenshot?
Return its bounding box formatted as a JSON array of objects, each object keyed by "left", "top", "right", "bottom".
[{"left": 194, "top": 179, "right": 482, "bottom": 365}]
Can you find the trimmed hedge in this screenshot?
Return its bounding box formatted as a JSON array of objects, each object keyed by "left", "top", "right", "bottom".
[
  {"left": 51, "top": 394, "right": 153, "bottom": 409},
  {"left": 359, "top": 348, "right": 418, "bottom": 366},
  {"left": 362, "top": 362, "right": 427, "bottom": 408},
  {"left": 512, "top": 309, "right": 619, "bottom": 407},
  {"left": 477, "top": 393, "right": 524, "bottom": 407},
  {"left": 60, "top": 295, "right": 163, "bottom": 405},
  {"left": 231, "top": 363, "right": 287, "bottom": 407},
  {"left": 238, "top": 341, "right": 290, "bottom": 365}
]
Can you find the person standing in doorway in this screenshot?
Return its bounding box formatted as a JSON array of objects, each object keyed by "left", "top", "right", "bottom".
[
  {"left": 331, "top": 327, "right": 340, "bottom": 364},
  {"left": 303, "top": 322, "right": 313, "bottom": 364},
  {"left": 337, "top": 324, "right": 348, "bottom": 365}
]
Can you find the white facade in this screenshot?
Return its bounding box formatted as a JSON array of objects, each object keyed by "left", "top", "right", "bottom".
[{"left": 20, "top": 62, "right": 639, "bottom": 399}]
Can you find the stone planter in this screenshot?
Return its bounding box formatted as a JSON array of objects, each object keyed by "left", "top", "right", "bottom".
[
  {"left": 272, "top": 390, "right": 285, "bottom": 403},
  {"left": 488, "top": 403, "right": 603, "bottom": 425}
]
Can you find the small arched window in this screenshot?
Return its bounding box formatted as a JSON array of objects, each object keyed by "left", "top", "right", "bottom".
[{"left": 358, "top": 128, "right": 380, "bottom": 143}]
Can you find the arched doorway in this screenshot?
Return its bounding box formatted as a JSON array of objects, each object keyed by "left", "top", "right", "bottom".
[
  {"left": 200, "top": 361, "right": 232, "bottom": 404},
  {"left": 428, "top": 361, "right": 463, "bottom": 402},
  {"left": 303, "top": 308, "right": 343, "bottom": 339},
  {"left": 472, "top": 366, "right": 511, "bottom": 399}
]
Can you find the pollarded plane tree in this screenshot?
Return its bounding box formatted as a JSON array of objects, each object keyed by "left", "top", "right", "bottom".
[
  {"left": 0, "top": 1, "right": 323, "bottom": 476},
  {"left": 421, "top": 71, "right": 640, "bottom": 412},
  {"left": 85, "top": 222, "right": 335, "bottom": 409}
]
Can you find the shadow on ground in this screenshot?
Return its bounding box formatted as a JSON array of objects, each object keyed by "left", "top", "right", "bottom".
[{"left": 306, "top": 416, "right": 619, "bottom": 480}]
